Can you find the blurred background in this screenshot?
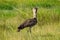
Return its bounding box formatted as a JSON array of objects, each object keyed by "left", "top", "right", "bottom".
[{"left": 0, "top": 0, "right": 60, "bottom": 40}]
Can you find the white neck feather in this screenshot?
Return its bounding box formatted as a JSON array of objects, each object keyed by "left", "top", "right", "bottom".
[{"left": 33, "top": 8, "right": 37, "bottom": 18}]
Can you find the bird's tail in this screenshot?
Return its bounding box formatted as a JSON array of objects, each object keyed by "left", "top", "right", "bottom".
[
  {"left": 17, "top": 27, "right": 20, "bottom": 32},
  {"left": 17, "top": 25, "right": 24, "bottom": 32}
]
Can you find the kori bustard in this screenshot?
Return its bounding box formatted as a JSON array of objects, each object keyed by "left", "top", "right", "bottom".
[{"left": 17, "top": 7, "right": 38, "bottom": 32}]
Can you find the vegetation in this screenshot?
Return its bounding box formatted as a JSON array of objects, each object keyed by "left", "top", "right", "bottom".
[{"left": 0, "top": 0, "right": 60, "bottom": 40}]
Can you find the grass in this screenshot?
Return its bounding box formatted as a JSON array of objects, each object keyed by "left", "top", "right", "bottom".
[{"left": 0, "top": 0, "right": 60, "bottom": 40}]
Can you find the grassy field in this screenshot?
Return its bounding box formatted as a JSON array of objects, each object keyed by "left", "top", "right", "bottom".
[{"left": 0, "top": 0, "right": 60, "bottom": 40}]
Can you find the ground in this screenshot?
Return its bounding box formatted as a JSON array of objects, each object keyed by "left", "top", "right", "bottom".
[{"left": 0, "top": 0, "right": 60, "bottom": 40}]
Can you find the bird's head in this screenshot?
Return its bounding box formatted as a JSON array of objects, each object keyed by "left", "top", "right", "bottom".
[
  {"left": 33, "top": 7, "right": 38, "bottom": 13},
  {"left": 33, "top": 7, "right": 38, "bottom": 18}
]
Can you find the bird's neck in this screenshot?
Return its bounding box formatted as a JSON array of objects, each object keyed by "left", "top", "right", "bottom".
[{"left": 33, "top": 12, "right": 37, "bottom": 18}]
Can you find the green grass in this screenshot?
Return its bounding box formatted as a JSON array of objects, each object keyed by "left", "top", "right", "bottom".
[{"left": 0, "top": 0, "right": 60, "bottom": 40}]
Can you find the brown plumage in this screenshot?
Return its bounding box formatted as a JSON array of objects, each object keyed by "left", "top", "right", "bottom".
[{"left": 17, "top": 7, "right": 38, "bottom": 32}]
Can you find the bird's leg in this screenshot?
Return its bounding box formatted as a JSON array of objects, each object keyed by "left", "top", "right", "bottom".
[
  {"left": 29, "top": 27, "right": 32, "bottom": 33},
  {"left": 27, "top": 27, "right": 32, "bottom": 33}
]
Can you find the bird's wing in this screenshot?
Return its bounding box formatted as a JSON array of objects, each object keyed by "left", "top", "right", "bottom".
[{"left": 21, "top": 19, "right": 33, "bottom": 26}]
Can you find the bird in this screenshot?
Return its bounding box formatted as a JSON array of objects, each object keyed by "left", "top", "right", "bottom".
[{"left": 17, "top": 7, "right": 38, "bottom": 32}]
